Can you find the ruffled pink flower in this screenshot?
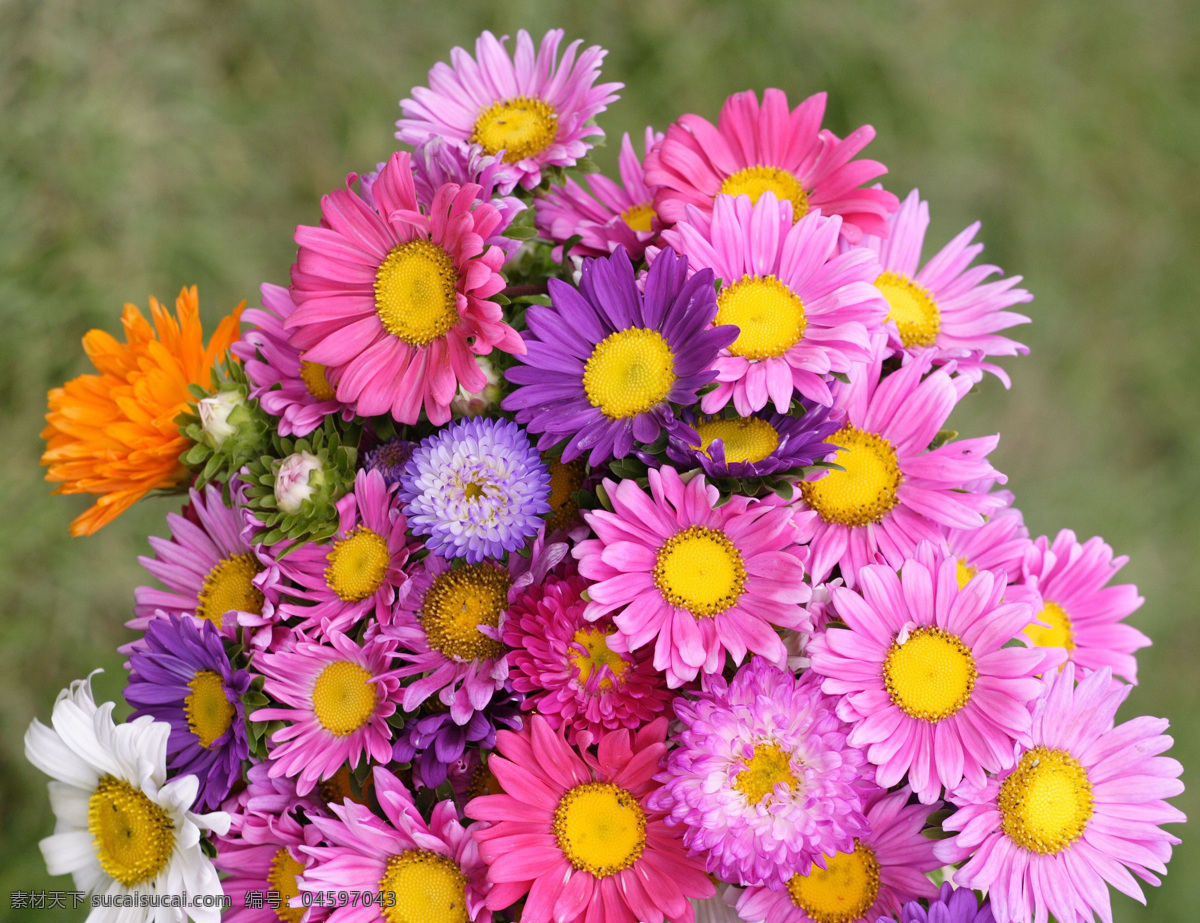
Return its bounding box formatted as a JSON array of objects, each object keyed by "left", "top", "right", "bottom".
[
  {"left": 286, "top": 151, "right": 522, "bottom": 425},
  {"left": 574, "top": 466, "right": 814, "bottom": 687},
  {"left": 215, "top": 811, "right": 328, "bottom": 923},
  {"left": 645, "top": 88, "right": 897, "bottom": 243}
]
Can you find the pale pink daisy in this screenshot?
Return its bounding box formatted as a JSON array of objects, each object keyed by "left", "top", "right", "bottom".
[
  {"left": 536, "top": 128, "right": 663, "bottom": 260},
  {"left": 286, "top": 151, "right": 522, "bottom": 425},
  {"left": 860, "top": 188, "right": 1032, "bottom": 386},
  {"left": 214, "top": 812, "right": 328, "bottom": 923},
  {"left": 809, "top": 541, "right": 1065, "bottom": 803},
  {"left": 574, "top": 465, "right": 815, "bottom": 687},
  {"left": 737, "top": 786, "right": 941, "bottom": 923},
  {"left": 796, "top": 348, "right": 1008, "bottom": 587},
  {"left": 467, "top": 716, "right": 714, "bottom": 923},
  {"left": 397, "top": 29, "right": 622, "bottom": 190},
  {"left": 943, "top": 499, "right": 1032, "bottom": 590},
  {"left": 644, "top": 88, "right": 897, "bottom": 243},
  {"left": 249, "top": 629, "right": 400, "bottom": 796},
  {"left": 936, "top": 663, "right": 1185, "bottom": 923},
  {"left": 659, "top": 192, "right": 888, "bottom": 411}
]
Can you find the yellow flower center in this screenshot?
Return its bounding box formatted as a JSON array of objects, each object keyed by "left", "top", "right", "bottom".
[
  {"left": 720, "top": 165, "right": 810, "bottom": 220},
  {"left": 582, "top": 328, "right": 676, "bottom": 419},
  {"left": 266, "top": 847, "right": 306, "bottom": 923},
  {"left": 466, "top": 762, "right": 504, "bottom": 801},
  {"left": 299, "top": 360, "right": 337, "bottom": 401},
  {"left": 695, "top": 416, "right": 781, "bottom": 464},
  {"left": 196, "top": 552, "right": 264, "bottom": 630},
  {"left": 378, "top": 849, "right": 468, "bottom": 923},
  {"left": 471, "top": 96, "right": 558, "bottom": 163},
  {"left": 87, "top": 776, "right": 175, "bottom": 887},
  {"left": 654, "top": 525, "right": 747, "bottom": 618},
  {"left": 875, "top": 272, "right": 941, "bottom": 349},
  {"left": 1023, "top": 601, "right": 1077, "bottom": 651},
  {"left": 325, "top": 526, "right": 391, "bottom": 602},
  {"left": 733, "top": 742, "right": 798, "bottom": 804},
  {"left": 421, "top": 564, "right": 511, "bottom": 662},
  {"left": 716, "top": 275, "right": 807, "bottom": 360},
  {"left": 621, "top": 202, "right": 655, "bottom": 233},
  {"left": 956, "top": 557, "right": 978, "bottom": 590},
  {"left": 786, "top": 841, "right": 882, "bottom": 923},
  {"left": 375, "top": 239, "right": 460, "bottom": 347},
  {"left": 999, "top": 746, "right": 1094, "bottom": 854},
  {"left": 311, "top": 660, "right": 377, "bottom": 736},
  {"left": 799, "top": 425, "right": 902, "bottom": 527},
  {"left": 570, "top": 626, "right": 629, "bottom": 690},
  {"left": 545, "top": 456, "right": 586, "bottom": 532},
  {"left": 184, "top": 670, "right": 235, "bottom": 749},
  {"left": 883, "top": 626, "right": 978, "bottom": 722},
  {"left": 318, "top": 762, "right": 373, "bottom": 807},
  {"left": 554, "top": 782, "right": 647, "bottom": 878}
]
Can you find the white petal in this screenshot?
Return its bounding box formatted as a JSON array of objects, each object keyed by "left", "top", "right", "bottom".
[
  {"left": 25, "top": 719, "right": 98, "bottom": 788},
  {"left": 47, "top": 780, "right": 92, "bottom": 825},
  {"left": 39, "top": 830, "right": 97, "bottom": 876}
]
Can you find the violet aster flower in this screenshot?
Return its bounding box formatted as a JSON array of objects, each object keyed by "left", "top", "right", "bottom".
[
  {"left": 665, "top": 404, "right": 840, "bottom": 479},
  {"left": 362, "top": 437, "right": 417, "bottom": 487},
  {"left": 893, "top": 884, "right": 995, "bottom": 923}
]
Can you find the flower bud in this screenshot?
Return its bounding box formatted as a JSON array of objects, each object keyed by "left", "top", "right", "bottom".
[{"left": 274, "top": 451, "right": 324, "bottom": 514}]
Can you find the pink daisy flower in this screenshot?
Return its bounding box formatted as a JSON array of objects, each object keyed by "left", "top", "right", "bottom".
[
  {"left": 808, "top": 541, "right": 1065, "bottom": 803},
  {"left": 861, "top": 188, "right": 1032, "bottom": 386},
  {"left": 233, "top": 283, "right": 354, "bottom": 437},
  {"left": 250, "top": 629, "right": 400, "bottom": 796},
  {"left": 536, "top": 128, "right": 663, "bottom": 260},
  {"left": 659, "top": 193, "right": 888, "bottom": 411},
  {"left": 503, "top": 572, "right": 675, "bottom": 746},
  {"left": 737, "top": 786, "right": 941, "bottom": 923},
  {"left": 274, "top": 469, "right": 412, "bottom": 637},
  {"left": 466, "top": 715, "right": 714, "bottom": 923},
  {"left": 644, "top": 88, "right": 898, "bottom": 243},
  {"left": 796, "top": 349, "right": 1008, "bottom": 587},
  {"left": 286, "top": 151, "right": 522, "bottom": 425},
  {"left": 936, "top": 663, "right": 1185, "bottom": 923},
  {"left": 574, "top": 465, "right": 814, "bottom": 687},
  {"left": 1007, "top": 529, "right": 1149, "bottom": 685},
  {"left": 397, "top": 29, "right": 622, "bottom": 190},
  {"left": 299, "top": 766, "right": 491, "bottom": 923},
  {"left": 943, "top": 499, "right": 1031, "bottom": 590},
  {"left": 214, "top": 812, "right": 328, "bottom": 923}
]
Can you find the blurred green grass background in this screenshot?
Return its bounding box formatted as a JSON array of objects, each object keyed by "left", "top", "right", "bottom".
[{"left": 1, "top": 0, "right": 1195, "bottom": 919}]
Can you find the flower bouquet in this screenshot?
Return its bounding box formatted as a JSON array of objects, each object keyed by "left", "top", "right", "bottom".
[{"left": 28, "top": 27, "right": 1184, "bottom": 923}]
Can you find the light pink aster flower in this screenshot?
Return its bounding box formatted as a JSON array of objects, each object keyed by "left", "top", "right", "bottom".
[
  {"left": 797, "top": 348, "right": 1008, "bottom": 587},
  {"left": 215, "top": 812, "right": 328, "bottom": 923},
  {"left": 536, "top": 128, "right": 663, "bottom": 260},
  {"left": 299, "top": 766, "right": 491, "bottom": 923},
  {"left": 860, "top": 188, "right": 1032, "bottom": 386},
  {"left": 467, "top": 716, "right": 714, "bottom": 923},
  {"left": 1007, "top": 529, "right": 1148, "bottom": 685},
  {"left": 943, "top": 500, "right": 1032, "bottom": 590},
  {"left": 936, "top": 663, "right": 1185, "bottom": 923},
  {"left": 250, "top": 629, "right": 400, "bottom": 796},
  {"left": 645, "top": 88, "right": 898, "bottom": 243},
  {"left": 737, "top": 785, "right": 941, "bottom": 923},
  {"left": 397, "top": 29, "right": 622, "bottom": 190},
  {"left": 809, "top": 541, "right": 1065, "bottom": 803},
  {"left": 574, "top": 465, "right": 815, "bottom": 687},
  {"left": 286, "top": 151, "right": 522, "bottom": 425},
  {"left": 660, "top": 193, "right": 888, "bottom": 411}
]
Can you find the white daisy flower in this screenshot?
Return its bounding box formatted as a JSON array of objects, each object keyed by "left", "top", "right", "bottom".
[{"left": 24, "top": 673, "right": 230, "bottom": 922}]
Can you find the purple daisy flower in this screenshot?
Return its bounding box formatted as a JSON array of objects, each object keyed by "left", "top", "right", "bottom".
[
  {"left": 362, "top": 437, "right": 417, "bottom": 487},
  {"left": 503, "top": 246, "right": 738, "bottom": 466},
  {"left": 399, "top": 417, "right": 551, "bottom": 563},
  {"left": 124, "top": 613, "right": 252, "bottom": 811},
  {"left": 894, "top": 884, "right": 996, "bottom": 923}
]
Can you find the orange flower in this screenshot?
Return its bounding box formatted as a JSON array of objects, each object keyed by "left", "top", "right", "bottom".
[{"left": 41, "top": 286, "right": 244, "bottom": 536}]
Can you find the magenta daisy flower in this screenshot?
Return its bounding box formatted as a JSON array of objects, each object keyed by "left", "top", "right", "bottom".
[
  {"left": 503, "top": 572, "right": 674, "bottom": 745},
  {"left": 214, "top": 812, "right": 328, "bottom": 923},
  {"left": 574, "top": 465, "right": 813, "bottom": 687},
  {"left": 249, "top": 629, "right": 400, "bottom": 796},
  {"left": 648, "top": 660, "right": 870, "bottom": 887},
  {"left": 736, "top": 785, "right": 941, "bottom": 923},
  {"left": 1007, "top": 529, "right": 1149, "bottom": 685},
  {"left": 274, "top": 469, "right": 412, "bottom": 637},
  {"left": 809, "top": 541, "right": 1065, "bottom": 803},
  {"left": 397, "top": 29, "right": 622, "bottom": 190},
  {"left": 286, "top": 151, "right": 522, "bottom": 425},
  {"left": 233, "top": 283, "right": 354, "bottom": 437},
  {"left": 644, "top": 88, "right": 898, "bottom": 243},
  {"left": 299, "top": 766, "right": 492, "bottom": 923},
  {"left": 660, "top": 193, "right": 888, "bottom": 412},
  {"left": 936, "top": 663, "right": 1185, "bottom": 923},
  {"left": 467, "top": 716, "right": 714, "bottom": 923},
  {"left": 797, "top": 349, "right": 1008, "bottom": 587},
  {"left": 943, "top": 501, "right": 1031, "bottom": 590},
  {"left": 863, "top": 189, "right": 1032, "bottom": 386},
  {"left": 536, "top": 128, "right": 663, "bottom": 260}
]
